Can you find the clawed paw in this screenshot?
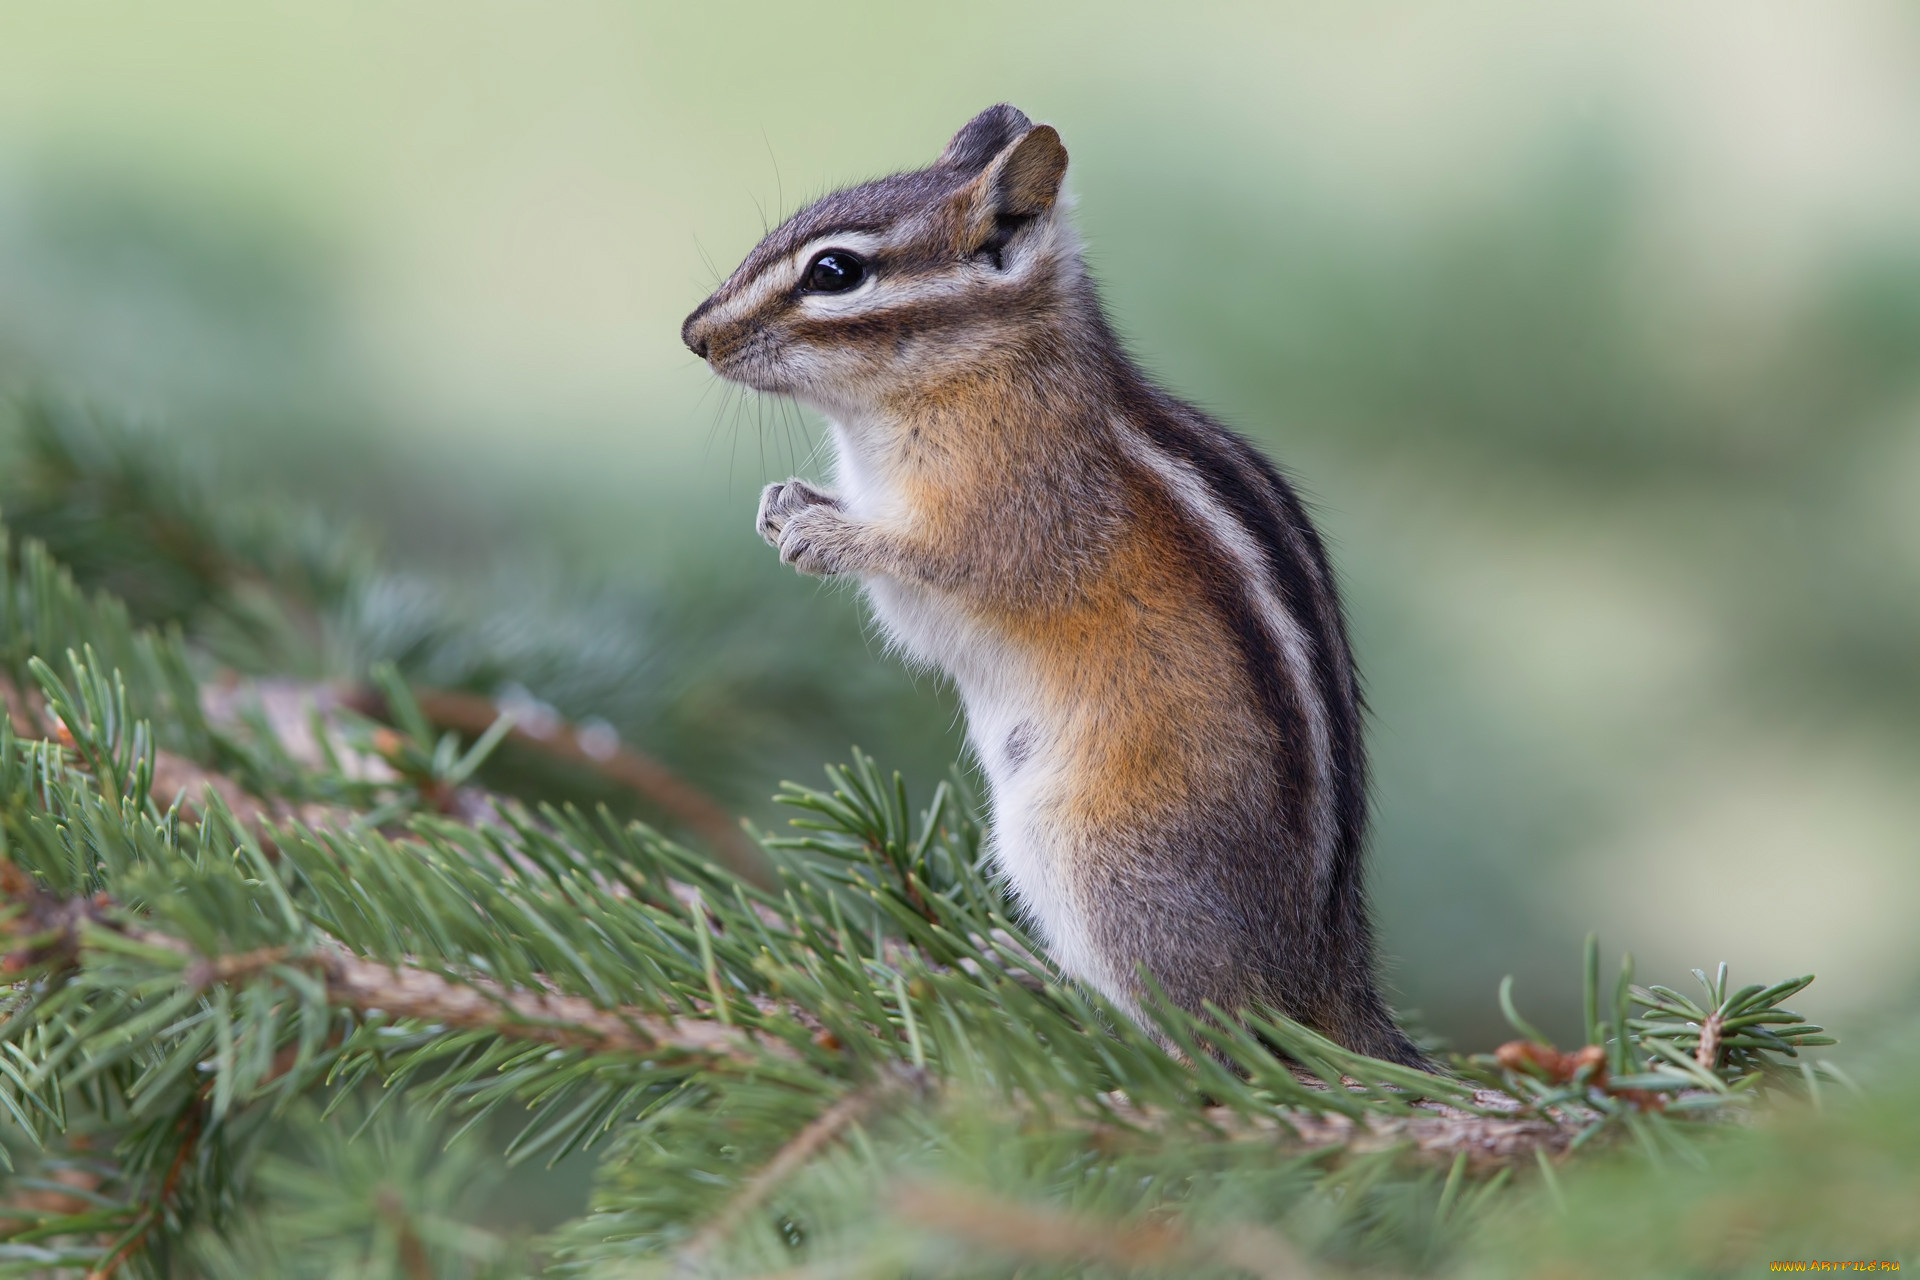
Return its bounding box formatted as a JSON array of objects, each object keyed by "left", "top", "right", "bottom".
[
  {"left": 755, "top": 479, "right": 840, "bottom": 546},
  {"left": 756, "top": 480, "right": 845, "bottom": 576}
]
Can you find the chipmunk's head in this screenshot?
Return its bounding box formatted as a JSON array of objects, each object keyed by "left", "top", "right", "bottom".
[{"left": 681, "top": 104, "right": 1076, "bottom": 415}]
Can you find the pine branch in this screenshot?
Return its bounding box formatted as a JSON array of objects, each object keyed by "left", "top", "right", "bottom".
[
  {"left": 255, "top": 942, "right": 774, "bottom": 1065},
  {"left": 2, "top": 875, "right": 778, "bottom": 1067}
]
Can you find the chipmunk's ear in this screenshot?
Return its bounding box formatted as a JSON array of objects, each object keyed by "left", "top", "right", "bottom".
[
  {"left": 949, "top": 123, "right": 1069, "bottom": 256},
  {"left": 939, "top": 104, "right": 1034, "bottom": 174}
]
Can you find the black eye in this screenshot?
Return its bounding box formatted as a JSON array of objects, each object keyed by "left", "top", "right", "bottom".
[{"left": 802, "top": 251, "right": 866, "bottom": 294}]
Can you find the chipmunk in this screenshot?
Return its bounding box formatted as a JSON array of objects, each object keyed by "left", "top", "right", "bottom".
[{"left": 682, "top": 105, "right": 1427, "bottom": 1067}]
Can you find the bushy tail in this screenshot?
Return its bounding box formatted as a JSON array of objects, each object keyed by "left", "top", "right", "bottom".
[{"left": 1328, "top": 984, "right": 1435, "bottom": 1072}]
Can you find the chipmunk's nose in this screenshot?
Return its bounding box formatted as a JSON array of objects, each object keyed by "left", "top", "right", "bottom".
[{"left": 681, "top": 306, "right": 714, "bottom": 360}]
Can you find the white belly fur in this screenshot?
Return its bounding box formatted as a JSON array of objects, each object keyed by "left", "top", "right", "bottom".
[
  {"left": 861, "top": 576, "right": 1112, "bottom": 998},
  {"left": 828, "top": 419, "right": 1113, "bottom": 998}
]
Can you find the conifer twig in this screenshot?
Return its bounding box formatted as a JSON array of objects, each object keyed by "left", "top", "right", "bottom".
[
  {"left": 291, "top": 942, "right": 775, "bottom": 1062},
  {"left": 1264, "top": 1103, "right": 1574, "bottom": 1169},
  {"left": 673, "top": 1066, "right": 928, "bottom": 1274},
  {"left": 147, "top": 749, "right": 356, "bottom": 838},
  {"left": 1, "top": 674, "right": 350, "bottom": 837},
  {"left": 342, "top": 682, "right": 769, "bottom": 883},
  {"left": 889, "top": 1180, "right": 1311, "bottom": 1279},
  {"left": 373, "top": 1188, "right": 435, "bottom": 1280},
  {"left": 2, "top": 875, "right": 780, "bottom": 1065},
  {"left": 1695, "top": 1010, "right": 1724, "bottom": 1071}
]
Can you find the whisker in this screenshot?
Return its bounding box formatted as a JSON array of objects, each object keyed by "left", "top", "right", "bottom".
[
  {"left": 761, "top": 127, "right": 787, "bottom": 223},
  {"left": 691, "top": 233, "right": 723, "bottom": 287},
  {"left": 776, "top": 396, "right": 798, "bottom": 475},
  {"left": 754, "top": 393, "right": 769, "bottom": 480},
  {"left": 701, "top": 381, "right": 737, "bottom": 461},
  {"left": 786, "top": 399, "right": 817, "bottom": 475},
  {"left": 726, "top": 386, "right": 748, "bottom": 494},
  {"left": 798, "top": 407, "right": 829, "bottom": 473}
]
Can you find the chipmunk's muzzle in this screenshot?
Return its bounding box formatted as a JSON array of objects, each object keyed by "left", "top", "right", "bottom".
[
  {"left": 682, "top": 305, "right": 795, "bottom": 395},
  {"left": 681, "top": 301, "right": 763, "bottom": 373},
  {"left": 681, "top": 301, "right": 718, "bottom": 360}
]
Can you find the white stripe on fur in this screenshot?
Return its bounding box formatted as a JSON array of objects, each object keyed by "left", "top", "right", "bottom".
[{"left": 1114, "top": 426, "right": 1336, "bottom": 883}]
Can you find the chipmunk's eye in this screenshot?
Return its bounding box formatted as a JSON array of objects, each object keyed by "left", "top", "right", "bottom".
[{"left": 802, "top": 251, "right": 866, "bottom": 294}]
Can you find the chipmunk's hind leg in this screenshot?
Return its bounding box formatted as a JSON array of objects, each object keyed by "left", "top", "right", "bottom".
[
  {"left": 1076, "top": 864, "right": 1301, "bottom": 1054},
  {"left": 1077, "top": 873, "right": 1432, "bottom": 1071}
]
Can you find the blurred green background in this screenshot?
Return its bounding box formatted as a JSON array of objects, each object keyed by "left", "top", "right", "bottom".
[{"left": 3, "top": 1, "right": 1917, "bottom": 1065}]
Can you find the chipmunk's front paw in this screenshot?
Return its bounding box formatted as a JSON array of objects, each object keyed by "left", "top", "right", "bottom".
[
  {"left": 757, "top": 479, "right": 848, "bottom": 576},
  {"left": 775, "top": 504, "right": 847, "bottom": 576},
  {"left": 755, "top": 479, "right": 840, "bottom": 547}
]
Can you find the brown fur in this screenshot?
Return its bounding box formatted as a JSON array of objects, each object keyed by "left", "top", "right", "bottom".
[{"left": 684, "top": 105, "right": 1428, "bottom": 1068}]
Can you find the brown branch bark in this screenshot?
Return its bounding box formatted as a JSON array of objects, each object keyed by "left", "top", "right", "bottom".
[
  {"left": 0, "top": 674, "right": 47, "bottom": 739},
  {"left": 890, "top": 1179, "right": 1312, "bottom": 1280},
  {"left": 1, "top": 674, "right": 352, "bottom": 841},
  {"left": 373, "top": 1188, "right": 435, "bottom": 1280},
  {"left": 1, "top": 869, "right": 782, "bottom": 1065},
  {"left": 1696, "top": 1011, "right": 1724, "bottom": 1071},
  {"left": 675, "top": 1066, "right": 928, "bottom": 1274},
  {"left": 341, "top": 683, "right": 770, "bottom": 885},
  {"left": 146, "top": 749, "right": 357, "bottom": 838},
  {"left": 220, "top": 940, "right": 778, "bottom": 1064},
  {"left": 1256, "top": 1102, "right": 1574, "bottom": 1169}
]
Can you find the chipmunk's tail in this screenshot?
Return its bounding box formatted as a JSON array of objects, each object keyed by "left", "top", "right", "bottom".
[
  {"left": 1324, "top": 979, "right": 1435, "bottom": 1072},
  {"left": 1346, "top": 1010, "right": 1435, "bottom": 1072}
]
